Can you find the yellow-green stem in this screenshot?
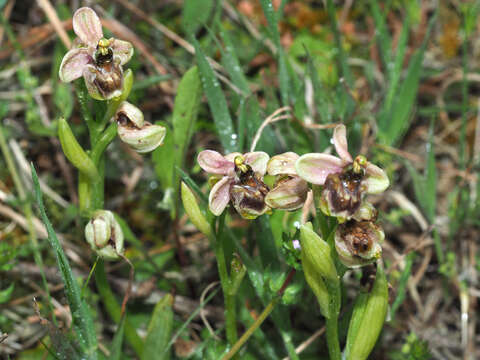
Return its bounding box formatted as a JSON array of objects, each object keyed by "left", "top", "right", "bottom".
[{"left": 214, "top": 213, "right": 238, "bottom": 347}]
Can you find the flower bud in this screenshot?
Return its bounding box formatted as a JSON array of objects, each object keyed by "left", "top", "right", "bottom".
[
  {"left": 116, "top": 102, "right": 166, "bottom": 153},
  {"left": 344, "top": 264, "right": 388, "bottom": 360},
  {"left": 265, "top": 176, "right": 308, "bottom": 211},
  {"left": 334, "top": 220, "right": 384, "bottom": 268},
  {"left": 229, "top": 253, "right": 246, "bottom": 296},
  {"left": 85, "top": 210, "right": 124, "bottom": 260},
  {"left": 267, "top": 152, "right": 299, "bottom": 176},
  {"left": 181, "top": 182, "right": 211, "bottom": 237},
  {"left": 300, "top": 223, "right": 339, "bottom": 318}
]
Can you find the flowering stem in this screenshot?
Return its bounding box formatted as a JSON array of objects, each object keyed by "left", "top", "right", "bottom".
[
  {"left": 326, "top": 315, "right": 341, "bottom": 360},
  {"left": 214, "top": 212, "right": 238, "bottom": 347}
]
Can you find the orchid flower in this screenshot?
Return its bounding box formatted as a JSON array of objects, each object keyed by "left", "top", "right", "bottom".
[
  {"left": 115, "top": 102, "right": 166, "bottom": 153},
  {"left": 265, "top": 152, "right": 308, "bottom": 211},
  {"left": 197, "top": 150, "right": 270, "bottom": 219},
  {"left": 59, "top": 7, "right": 134, "bottom": 100},
  {"left": 334, "top": 220, "right": 384, "bottom": 268},
  {"left": 296, "top": 124, "right": 389, "bottom": 222}
]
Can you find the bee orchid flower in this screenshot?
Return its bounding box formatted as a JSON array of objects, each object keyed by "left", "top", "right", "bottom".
[
  {"left": 115, "top": 102, "right": 166, "bottom": 153},
  {"left": 59, "top": 7, "right": 134, "bottom": 100},
  {"left": 296, "top": 125, "right": 389, "bottom": 222},
  {"left": 197, "top": 150, "right": 270, "bottom": 219},
  {"left": 334, "top": 220, "right": 384, "bottom": 268},
  {"left": 265, "top": 152, "right": 308, "bottom": 211}
]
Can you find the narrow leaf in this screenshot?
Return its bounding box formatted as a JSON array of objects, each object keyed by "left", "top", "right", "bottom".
[
  {"left": 143, "top": 294, "right": 174, "bottom": 360},
  {"left": 31, "top": 164, "right": 97, "bottom": 360},
  {"left": 109, "top": 315, "right": 126, "bottom": 360},
  {"left": 193, "top": 38, "right": 237, "bottom": 153},
  {"left": 0, "top": 283, "right": 14, "bottom": 304},
  {"left": 172, "top": 66, "right": 202, "bottom": 187}
]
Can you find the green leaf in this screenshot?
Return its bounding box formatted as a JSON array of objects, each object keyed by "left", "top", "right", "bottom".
[
  {"left": 345, "top": 264, "right": 389, "bottom": 360},
  {"left": 378, "top": 12, "right": 436, "bottom": 145},
  {"left": 326, "top": 0, "right": 353, "bottom": 85},
  {"left": 182, "top": 0, "right": 214, "bottom": 34},
  {"left": 390, "top": 252, "right": 415, "bottom": 320},
  {"left": 259, "top": 0, "right": 280, "bottom": 44},
  {"left": 172, "top": 66, "right": 202, "bottom": 189},
  {"left": 153, "top": 121, "right": 174, "bottom": 191},
  {"left": 109, "top": 315, "right": 126, "bottom": 360},
  {"left": 0, "top": 283, "right": 14, "bottom": 304},
  {"left": 405, "top": 162, "right": 425, "bottom": 214},
  {"left": 383, "top": 13, "right": 410, "bottom": 113},
  {"left": 193, "top": 39, "right": 237, "bottom": 153},
  {"left": 242, "top": 96, "right": 275, "bottom": 153},
  {"left": 217, "top": 25, "right": 250, "bottom": 95},
  {"left": 369, "top": 0, "right": 392, "bottom": 67},
  {"left": 132, "top": 74, "right": 172, "bottom": 91},
  {"left": 31, "top": 164, "right": 97, "bottom": 360},
  {"left": 94, "top": 259, "right": 144, "bottom": 357},
  {"left": 143, "top": 294, "right": 174, "bottom": 360}
]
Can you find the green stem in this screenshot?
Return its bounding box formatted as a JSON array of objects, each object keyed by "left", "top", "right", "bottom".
[
  {"left": 214, "top": 213, "right": 237, "bottom": 347},
  {"left": 222, "top": 298, "right": 278, "bottom": 360},
  {"left": 94, "top": 259, "right": 144, "bottom": 357},
  {"left": 326, "top": 315, "right": 341, "bottom": 360},
  {"left": 91, "top": 122, "right": 118, "bottom": 166}
]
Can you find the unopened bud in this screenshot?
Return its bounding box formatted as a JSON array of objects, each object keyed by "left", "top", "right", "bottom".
[
  {"left": 229, "top": 253, "right": 246, "bottom": 295},
  {"left": 265, "top": 176, "right": 308, "bottom": 211},
  {"left": 344, "top": 263, "right": 389, "bottom": 360},
  {"left": 85, "top": 210, "right": 124, "bottom": 260},
  {"left": 181, "top": 182, "right": 211, "bottom": 237},
  {"left": 300, "top": 223, "right": 339, "bottom": 318}
]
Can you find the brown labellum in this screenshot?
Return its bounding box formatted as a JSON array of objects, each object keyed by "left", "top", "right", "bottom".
[
  {"left": 322, "top": 168, "right": 365, "bottom": 218},
  {"left": 92, "top": 60, "right": 123, "bottom": 99},
  {"left": 229, "top": 166, "right": 269, "bottom": 219}
]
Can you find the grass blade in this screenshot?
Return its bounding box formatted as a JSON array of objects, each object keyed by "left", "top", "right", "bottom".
[
  {"left": 193, "top": 38, "right": 237, "bottom": 153},
  {"left": 143, "top": 294, "right": 174, "bottom": 360},
  {"left": 218, "top": 25, "right": 250, "bottom": 95},
  {"left": 390, "top": 252, "right": 415, "bottom": 320},
  {"left": 424, "top": 119, "right": 437, "bottom": 222},
  {"left": 379, "top": 11, "right": 436, "bottom": 145},
  {"left": 369, "top": 0, "right": 392, "bottom": 67},
  {"left": 109, "top": 315, "right": 126, "bottom": 360},
  {"left": 31, "top": 164, "right": 97, "bottom": 360},
  {"left": 326, "top": 0, "right": 353, "bottom": 85}
]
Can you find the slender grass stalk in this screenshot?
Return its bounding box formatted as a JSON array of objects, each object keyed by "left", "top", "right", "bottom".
[
  {"left": 222, "top": 298, "right": 278, "bottom": 360},
  {"left": 0, "top": 123, "right": 55, "bottom": 322},
  {"left": 222, "top": 269, "right": 296, "bottom": 359}
]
